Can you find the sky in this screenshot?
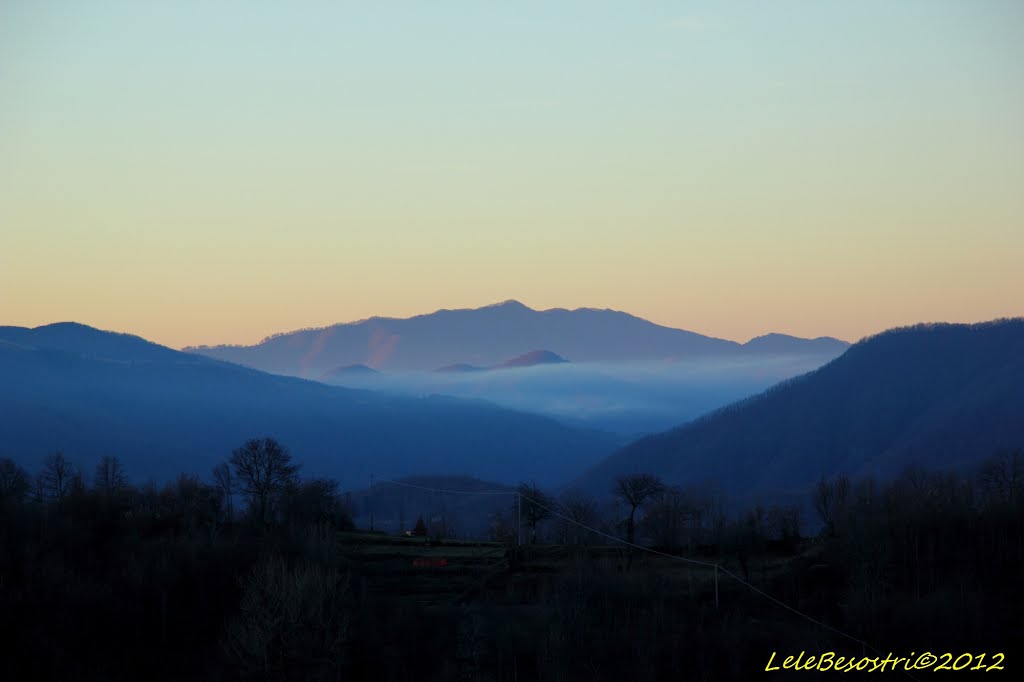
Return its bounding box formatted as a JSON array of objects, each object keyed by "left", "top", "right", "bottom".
[{"left": 2, "top": 1, "right": 1022, "bottom": 349}]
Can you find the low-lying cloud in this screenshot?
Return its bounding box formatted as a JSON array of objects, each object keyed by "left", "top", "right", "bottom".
[{"left": 320, "top": 354, "right": 836, "bottom": 435}]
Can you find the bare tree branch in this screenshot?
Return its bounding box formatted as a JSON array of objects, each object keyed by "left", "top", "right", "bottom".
[{"left": 229, "top": 438, "right": 301, "bottom": 525}]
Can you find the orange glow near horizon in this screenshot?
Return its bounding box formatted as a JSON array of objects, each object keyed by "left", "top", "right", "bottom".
[{"left": 2, "top": 2, "right": 1022, "bottom": 349}]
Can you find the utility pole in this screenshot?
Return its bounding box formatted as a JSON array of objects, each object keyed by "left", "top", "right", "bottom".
[
  {"left": 517, "top": 493, "right": 522, "bottom": 547},
  {"left": 370, "top": 473, "right": 374, "bottom": 532},
  {"left": 714, "top": 564, "right": 719, "bottom": 610}
]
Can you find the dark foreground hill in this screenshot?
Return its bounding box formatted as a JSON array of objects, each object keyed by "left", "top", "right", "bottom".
[
  {"left": 0, "top": 323, "right": 621, "bottom": 486},
  {"left": 577, "top": 319, "right": 1024, "bottom": 501}
]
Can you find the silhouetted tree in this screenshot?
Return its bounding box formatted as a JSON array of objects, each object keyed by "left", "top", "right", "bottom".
[
  {"left": 0, "top": 458, "right": 30, "bottom": 504},
  {"left": 614, "top": 473, "right": 665, "bottom": 544},
  {"left": 229, "top": 437, "right": 300, "bottom": 525},
  {"left": 222, "top": 557, "right": 349, "bottom": 680},
  {"left": 722, "top": 507, "right": 767, "bottom": 582},
  {"left": 516, "top": 481, "right": 553, "bottom": 544},
  {"left": 281, "top": 477, "right": 352, "bottom": 529},
  {"left": 557, "top": 490, "right": 599, "bottom": 545},
  {"left": 766, "top": 504, "right": 801, "bottom": 550},
  {"left": 813, "top": 473, "right": 849, "bottom": 536},
  {"left": 159, "top": 473, "right": 222, "bottom": 530},
  {"left": 978, "top": 449, "right": 1023, "bottom": 510},
  {"left": 94, "top": 455, "right": 127, "bottom": 499},
  {"left": 488, "top": 511, "right": 514, "bottom": 543},
  {"left": 645, "top": 485, "right": 690, "bottom": 551},
  {"left": 211, "top": 462, "right": 234, "bottom": 521},
  {"left": 36, "top": 451, "right": 78, "bottom": 503}
]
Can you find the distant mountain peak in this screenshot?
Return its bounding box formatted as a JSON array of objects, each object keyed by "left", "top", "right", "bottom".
[
  {"left": 36, "top": 321, "right": 95, "bottom": 331},
  {"left": 747, "top": 332, "right": 798, "bottom": 342},
  {"left": 0, "top": 321, "right": 187, "bottom": 363},
  {"left": 435, "top": 363, "right": 487, "bottom": 373},
  {"left": 185, "top": 301, "right": 847, "bottom": 374},
  {"left": 499, "top": 350, "right": 569, "bottom": 368},
  {"left": 742, "top": 333, "right": 850, "bottom": 354},
  {"left": 482, "top": 299, "right": 532, "bottom": 311},
  {"left": 32, "top": 321, "right": 140, "bottom": 339}
]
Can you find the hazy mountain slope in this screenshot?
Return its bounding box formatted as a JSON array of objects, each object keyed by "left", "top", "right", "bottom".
[
  {"left": 0, "top": 324, "right": 622, "bottom": 487},
  {"left": 320, "top": 363, "right": 381, "bottom": 381},
  {"left": 499, "top": 350, "right": 569, "bottom": 368},
  {"left": 0, "top": 322, "right": 192, "bottom": 363},
  {"left": 741, "top": 333, "right": 849, "bottom": 355},
  {"left": 576, "top": 319, "right": 1024, "bottom": 500},
  {"left": 185, "top": 300, "right": 847, "bottom": 376}
]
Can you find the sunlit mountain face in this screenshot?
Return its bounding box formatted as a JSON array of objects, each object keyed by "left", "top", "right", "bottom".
[
  {"left": 186, "top": 301, "right": 850, "bottom": 435},
  {"left": 185, "top": 300, "right": 850, "bottom": 374}
]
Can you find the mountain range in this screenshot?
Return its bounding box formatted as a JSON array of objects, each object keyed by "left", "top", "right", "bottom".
[
  {"left": 185, "top": 300, "right": 849, "bottom": 376},
  {"left": 5, "top": 313, "right": 1018, "bottom": 510},
  {"left": 328, "top": 349, "right": 570, "bottom": 379},
  {"left": 0, "top": 323, "right": 622, "bottom": 487},
  {"left": 576, "top": 318, "right": 1024, "bottom": 504}
]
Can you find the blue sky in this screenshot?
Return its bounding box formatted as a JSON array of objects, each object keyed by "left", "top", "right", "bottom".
[{"left": 2, "top": 1, "right": 1022, "bottom": 347}]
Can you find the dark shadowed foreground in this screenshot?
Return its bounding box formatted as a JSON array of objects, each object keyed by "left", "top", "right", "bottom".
[{"left": 1, "top": 443, "right": 1022, "bottom": 681}]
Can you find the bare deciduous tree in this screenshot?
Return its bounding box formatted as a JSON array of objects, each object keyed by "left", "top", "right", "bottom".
[
  {"left": 95, "top": 455, "right": 127, "bottom": 498},
  {"left": 161, "top": 473, "right": 221, "bottom": 528},
  {"left": 645, "top": 485, "right": 690, "bottom": 551},
  {"left": 222, "top": 557, "right": 348, "bottom": 679},
  {"left": 37, "top": 451, "right": 78, "bottom": 503},
  {"left": 0, "top": 458, "right": 30, "bottom": 504},
  {"left": 488, "top": 511, "right": 514, "bottom": 544},
  {"left": 229, "top": 437, "right": 301, "bottom": 525},
  {"left": 723, "top": 507, "right": 767, "bottom": 582},
  {"left": 516, "top": 481, "right": 554, "bottom": 544},
  {"left": 212, "top": 462, "right": 234, "bottom": 521},
  {"left": 557, "top": 490, "right": 599, "bottom": 545},
  {"left": 978, "top": 449, "right": 1023, "bottom": 509},
  {"left": 813, "top": 474, "right": 850, "bottom": 536},
  {"left": 766, "top": 504, "right": 802, "bottom": 549},
  {"left": 614, "top": 473, "right": 665, "bottom": 544},
  {"left": 281, "top": 477, "right": 350, "bottom": 528}
]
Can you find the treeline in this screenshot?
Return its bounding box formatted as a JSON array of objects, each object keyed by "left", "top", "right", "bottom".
[
  {"left": 485, "top": 453, "right": 1024, "bottom": 679},
  {"left": 1, "top": 444, "right": 1022, "bottom": 680},
  {"left": 0, "top": 438, "right": 354, "bottom": 530},
  {"left": 487, "top": 477, "right": 784, "bottom": 559},
  {"left": 0, "top": 438, "right": 356, "bottom": 681}
]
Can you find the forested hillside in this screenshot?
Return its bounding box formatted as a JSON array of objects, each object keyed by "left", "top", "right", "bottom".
[{"left": 578, "top": 319, "right": 1024, "bottom": 501}]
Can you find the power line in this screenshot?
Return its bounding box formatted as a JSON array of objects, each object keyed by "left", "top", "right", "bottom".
[
  {"left": 520, "top": 492, "right": 717, "bottom": 569},
  {"left": 372, "top": 477, "right": 519, "bottom": 496},
  {"left": 518, "top": 492, "right": 917, "bottom": 681},
  {"left": 369, "top": 475, "right": 915, "bottom": 679}
]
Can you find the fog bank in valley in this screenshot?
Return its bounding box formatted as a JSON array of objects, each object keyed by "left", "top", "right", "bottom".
[{"left": 319, "top": 354, "right": 838, "bottom": 435}]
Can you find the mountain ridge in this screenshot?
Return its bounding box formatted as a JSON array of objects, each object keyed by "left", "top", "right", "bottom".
[
  {"left": 183, "top": 301, "right": 849, "bottom": 376},
  {"left": 0, "top": 323, "right": 622, "bottom": 487},
  {"left": 575, "top": 318, "right": 1024, "bottom": 502}
]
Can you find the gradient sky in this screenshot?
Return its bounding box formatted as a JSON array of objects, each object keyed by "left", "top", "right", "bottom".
[{"left": 2, "top": 1, "right": 1022, "bottom": 349}]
